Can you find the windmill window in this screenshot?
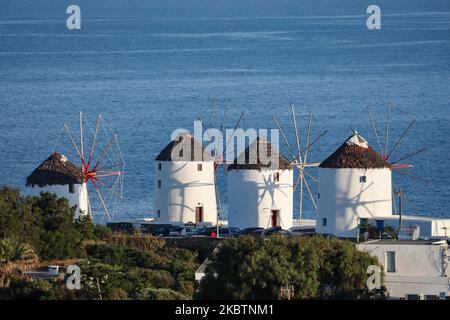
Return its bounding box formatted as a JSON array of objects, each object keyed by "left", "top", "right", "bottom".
[
  {"left": 157, "top": 180, "right": 161, "bottom": 188},
  {"left": 158, "top": 163, "right": 162, "bottom": 170},
  {"left": 386, "top": 251, "right": 396, "bottom": 273},
  {"left": 68, "top": 184, "right": 75, "bottom": 194},
  {"left": 179, "top": 149, "right": 184, "bottom": 157},
  {"left": 360, "top": 176, "right": 367, "bottom": 183},
  {"left": 322, "top": 218, "right": 327, "bottom": 227},
  {"left": 318, "top": 193, "right": 320, "bottom": 199},
  {"left": 273, "top": 172, "right": 280, "bottom": 182},
  {"left": 157, "top": 210, "right": 160, "bottom": 218},
  {"left": 198, "top": 164, "right": 203, "bottom": 171}
]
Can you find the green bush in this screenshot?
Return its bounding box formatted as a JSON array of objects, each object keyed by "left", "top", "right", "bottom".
[
  {"left": 8, "top": 278, "right": 66, "bottom": 300},
  {"left": 0, "top": 187, "right": 104, "bottom": 261},
  {"left": 197, "top": 235, "right": 386, "bottom": 300},
  {"left": 138, "top": 287, "right": 190, "bottom": 300}
]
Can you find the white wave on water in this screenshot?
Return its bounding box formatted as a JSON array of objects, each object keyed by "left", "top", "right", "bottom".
[
  {"left": 153, "top": 31, "right": 294, "bottom": 41},
  {"left": 343, "top": 40, "right": 448, "bottom": 48},
  {"left": 0, "top": 30, "right": 296, "bottom": 41},
  {"left": 0, "top": 47, "right": 238, "bottom": 56},
  {"left": 0, "top": 11, "right": 448, "bottom": 24}
]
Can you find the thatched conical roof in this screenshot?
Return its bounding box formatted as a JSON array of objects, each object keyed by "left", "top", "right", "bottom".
[
  {"left": 26, "top": 152, "right": 84, "bottom": 187},
  {"left": 320, "top": 134, "right": 390, "bottom": 169},
  {"left": 227, "top": 137, "right": 292, "bottom": 171},
  {"left": 156, "top": 133, "right": 212, "bottom": 162}
]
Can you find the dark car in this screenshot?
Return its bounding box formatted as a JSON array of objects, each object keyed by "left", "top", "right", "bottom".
[
  {"left": 106, "top": 222, "right": 143, "bottom": 234},
  {"left": 197, "top": 226, "right": 241, "bottom": 237},
  {"left": 197, "top": 227, "right": 217, "bottom": 237},
  {"left": 218, "top": 227, "right": 241, "bottom": 238},
  {"left": 262, "top": 226, "right": 290, "bottom": 237},
  {"left": 293, "top": 232, "right": 316, "bottom": 238},
  {"left": 241, "top": 227, "right": 265, "bottom": 235},
  {"left": 288, "top": 226, "right": 316, "bottom": 236},
  {"left": 251, "top": 228, "right": 266, "bottom": 236},
  {"left": 141, "top": 223, "right": 171, "bottom": 235},
  {"left": 168, "top": 226, "right": 197, "bottom": 237},
  {"left": 155, "top": 225, "right": 173, "bottom": 236}
]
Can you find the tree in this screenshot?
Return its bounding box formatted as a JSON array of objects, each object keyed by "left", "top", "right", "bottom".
[
  {"left": 197, "top": 235, "right": 385, "bottom": 300},
  {"left": 0, "top": 187, "right": 100, "bottom": 261},
  {"left": 0, "top": 239, "right": 38, "bottom": 288}
]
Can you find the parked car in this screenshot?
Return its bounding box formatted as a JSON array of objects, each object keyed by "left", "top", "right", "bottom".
[
  {"left": 241, "top": 227, "right": 265, "bottom": 235},
  {"left": 141, "top": 223, "right": 172, "bottom": 235},
  {"left": 251, "top": 228, "right": 266, "bottom": 236},
  {"left": 288, "top": 226, "right": 316, "bottom": 237},
  {"left": 262, "top": 226, "right": 290, "bottom": 237},
  {"left": 292, "top": 232, "right": 316, "bottom": 238},
  {"left": 196, "top": 226, "right": 241, "bottom": 237},
  {"left": 155, "top": 225, "right": 173, "bottom": 236},
  {"left": 184, "top": 227, "right": 202, "bottom": 236},
  {"left": 106, "top": 222, "right": 144, "bottom": 234},
  {"left": 197, "top": 227, "right": 217, "bottom": 237},
  {"left": 169, "top": 226, "right": 193, "bottom": 237},
  {"left": 218, "top": 227, "right": 242, "bottom": 238}
]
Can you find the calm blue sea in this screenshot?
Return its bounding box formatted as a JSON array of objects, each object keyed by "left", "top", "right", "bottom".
[{"left": 0, "top": 0, "right": 449, "bottom": 222}]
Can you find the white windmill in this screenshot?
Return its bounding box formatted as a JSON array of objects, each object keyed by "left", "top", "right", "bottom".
[
  {"left": 53, "top": 112, "right": 125, "bottom": 222},
  {"left": 154, "top": 132, "right": 218, "bottom": 226},
  {"left": 315, "top": 102, "right": 424, "bottom": 238},
  {"left": 227, "top": 136, "right": 295, "bottom": 229},
  {"left": 26, "top": 152, "right": 89, "bottom": 220}
]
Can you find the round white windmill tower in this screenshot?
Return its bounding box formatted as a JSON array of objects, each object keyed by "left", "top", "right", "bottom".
[
  {"left": 154, "top": 133, "right": 218, "bottom": 226},
  {"left": 316, "top": 133, "right": 393, "bottom": 238},
  {"left": 26, "top": 152, "right": 90, "bottom": 219},
  {"left": 227, "top": 137, "right": 294, "bottom": 230}
]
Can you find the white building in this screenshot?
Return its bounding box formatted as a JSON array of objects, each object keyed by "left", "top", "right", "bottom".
[
  {"left": 316, "top": 133, "right": 393, "bottom": 238},
  {"left": 366, "top": 215, "right": 450, "bottom": 238},
  {"left": 154, "top": 133, "right": 217, "bottom": 226},
  {"left": 357, "top": 239, "right": 450, "bottom": 299},
  {"left": 26, "top": 152, "right": 89, "bottom": 219},
  {"left": 227, "top": 137, "right": 294, "bottom": 230}
]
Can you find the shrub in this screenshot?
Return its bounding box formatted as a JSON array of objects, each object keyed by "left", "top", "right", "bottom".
[
  {"left": 197, "top": 235, "right": 386, "bottom": 300},
  {"left": 138, "top": 288, "right": 190, "bottom": 300}
]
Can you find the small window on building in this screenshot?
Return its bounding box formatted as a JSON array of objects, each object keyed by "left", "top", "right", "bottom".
[
  {"left": 158, "top": 163, "right": 162, "bottom": 170},
  {"left": 322, "top": 218, "right": 327, "bottom": 227},
  {"left": 210, "top": 149, "right": 216, "bottom": 157},
  {"left": 198, "top": 164, "right": 203, "bottom": 171},
  {"left": 273, "top": 172, "right": 280, "bottom": 182},
  {"left": 157, "top": 180, "right": 161, "bottom": 188},
  {"left": 157, "top": 210, "right": 160, "bottom": 218},
  {"left": 360, "top": 176, "right": 367, "bottom": 183},
  {"left": 318, "top": 193, "right": 320, "bottom": 199},
  {"left": 179, "top": 149, "right": 184, "bottom": 157},
  {"left": 68, "top": 184, "right": 75, "bottom": 194},
  {"left": 386, "top": 251, "right": 396, "bottom": 273}
]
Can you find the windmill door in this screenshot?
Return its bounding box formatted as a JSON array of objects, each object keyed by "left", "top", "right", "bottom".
[
  {"left": 195, "top": 206, "right": 203, "bottom": 223},
  {"left": 271, "top": 210, "right": 279, "bottom": 227}
]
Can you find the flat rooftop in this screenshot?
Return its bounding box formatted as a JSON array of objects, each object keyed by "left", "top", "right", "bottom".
[
  {"left": 370, "top": 215, "right": 450, "bottom": 222},
  {"left": 360, "top": 239, "right": 448, "bottom": 245}
]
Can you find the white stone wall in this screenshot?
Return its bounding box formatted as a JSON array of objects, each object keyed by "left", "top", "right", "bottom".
[
  {"left": 25, "top": 183, "right": 89, "bottom": 219},
  {"left": 357, "top": 241, "right": 450, "bottom": 298},
  {"left": 154, "top": 161, "right": 217, "bottom": 225},
  {"left": 316, "top": 167, "right": 392, "bottom": 237},
  {"left": 227, "top": 168, "right": 293, "bottom": 229}
]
